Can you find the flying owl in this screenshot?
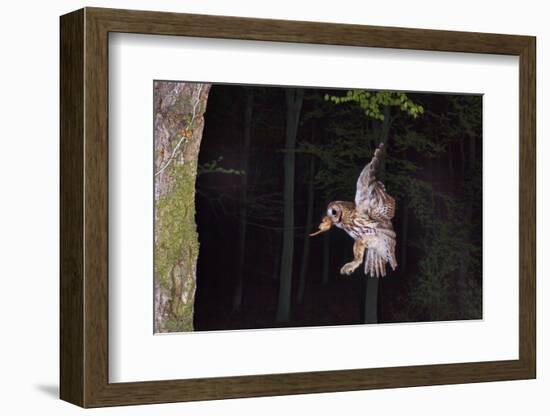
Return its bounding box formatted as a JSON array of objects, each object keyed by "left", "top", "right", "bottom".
[{"left": 310, "top": 143, "right": 397, "bottom": 277}]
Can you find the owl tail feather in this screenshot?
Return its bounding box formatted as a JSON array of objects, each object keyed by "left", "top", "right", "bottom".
[
  {"left": 364, "top": 249, "right": 386, "bottom": 278},
  {"left": 364, "top": 247, "right": 397, "bottom": 278}
]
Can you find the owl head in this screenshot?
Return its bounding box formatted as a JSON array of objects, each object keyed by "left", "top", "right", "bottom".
[
  {"left": 326, "top": 201, "right": 347, "bottom": 225},
  {"left": 310, "top": 201, "right": 353, "bottom": 236}
]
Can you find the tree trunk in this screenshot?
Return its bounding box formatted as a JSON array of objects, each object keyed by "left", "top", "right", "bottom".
[
  {"left": 400, "top": 201, "right": 409, "bottom": 273},
  {"left": 322, "top": 232, "right": 330, "bottom": 285},
  {"left": 363, "top": 277, "right": 379, "bottom": 324},
  {"left": 232, "top": 88, "right": 254, "bottom": 312},
  {"left": 297, "top": 155, "right": 316, "bottom": 304},
  {"left": 276, "top": 88, "right": 304, "bottom": 322},
  {"left": 363, "top": 105, "right": 391, "bottom": 324},
  {"left": 272, "top": 241, "right": 281, "bottom": 281},
  {"left": 153, "top": 81, "right": 211, "bottom": 333}
]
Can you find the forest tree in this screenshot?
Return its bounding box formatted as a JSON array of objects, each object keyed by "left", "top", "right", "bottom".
[{"left": 154, "top": 81, "right": 211, "bottom": 333}]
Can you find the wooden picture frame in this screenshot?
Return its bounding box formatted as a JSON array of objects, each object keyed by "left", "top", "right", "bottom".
[{"left": 60, "top": 7, "right": 536, "bottom": 408}]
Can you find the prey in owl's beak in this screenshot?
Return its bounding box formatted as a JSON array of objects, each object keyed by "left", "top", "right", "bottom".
[{"left": 309, "top": 216, "right": 332, "bottom": 237}]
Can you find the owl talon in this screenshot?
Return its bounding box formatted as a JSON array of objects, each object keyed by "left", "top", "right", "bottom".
[{"left": 340, "top": 262, "right": 359, "bottom": 275}]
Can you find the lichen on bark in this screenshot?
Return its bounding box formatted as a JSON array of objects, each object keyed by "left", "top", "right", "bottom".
[{"left": 154, "top": 81, "right": 211, "bottom": 333}]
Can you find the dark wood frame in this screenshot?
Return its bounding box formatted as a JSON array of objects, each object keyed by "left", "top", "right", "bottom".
[{"left": 60, "top": 7, "right": 536, "bottom": 408}]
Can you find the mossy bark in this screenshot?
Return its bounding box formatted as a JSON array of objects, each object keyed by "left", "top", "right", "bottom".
[{"left": 154, "top": 81, "right": 211, "bottom": 333}]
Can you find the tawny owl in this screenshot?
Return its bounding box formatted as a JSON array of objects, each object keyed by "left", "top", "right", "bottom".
[{"left": 310, "top": 143, "right": 397, "bottom": 277}]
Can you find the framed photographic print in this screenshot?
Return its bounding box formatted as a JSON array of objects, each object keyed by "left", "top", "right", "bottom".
[{"left": 60, "top": 7, "right": 536, "bottom": 408}]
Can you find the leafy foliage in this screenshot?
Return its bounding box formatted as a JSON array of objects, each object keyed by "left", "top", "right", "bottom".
[
  {"left": 313, "top": 90, "right": 482, "bottom": 321},
  {"left": 198, "top": 156, "right": 245, "bottom": 176},
  {"left": 325, "top": 90, "right": 424, "bottom": 120}
]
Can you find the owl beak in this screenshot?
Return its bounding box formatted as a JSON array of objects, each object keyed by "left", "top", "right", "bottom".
[{"left": 309, "top": 216, "right": 332, "bottom": 237}]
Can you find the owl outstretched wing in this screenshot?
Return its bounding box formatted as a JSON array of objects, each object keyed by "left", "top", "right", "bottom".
[
  {"left": 354, "top": 143, "right": 396, "bottom": 222},
  {"left": 355, "top": 143, "right": 398, "bottom": 277}
]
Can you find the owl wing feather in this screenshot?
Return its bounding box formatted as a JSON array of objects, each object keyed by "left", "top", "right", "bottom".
[
  {"left": 355, "top": 143, "right": 398, "bottom": 277},
  {"left": 354, "top": 143, "right": 396, "bottom": 222}
]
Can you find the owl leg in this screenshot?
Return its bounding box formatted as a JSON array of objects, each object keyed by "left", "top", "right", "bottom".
[{"left": 340, "top": 240, "right": 366, "bottom": 275}]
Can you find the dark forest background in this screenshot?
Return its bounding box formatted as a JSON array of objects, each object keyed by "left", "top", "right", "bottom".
[{"left": 193, "top": 84, "right": 482, "bottom": 331}]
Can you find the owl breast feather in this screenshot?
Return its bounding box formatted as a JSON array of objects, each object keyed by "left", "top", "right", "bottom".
[{"left": 342, "top": 218, "right": 377, "bottom": 241}]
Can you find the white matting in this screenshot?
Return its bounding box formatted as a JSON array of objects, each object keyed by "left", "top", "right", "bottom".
[{"left": 108, "top": 33, "right": 519, "bottom": 383}]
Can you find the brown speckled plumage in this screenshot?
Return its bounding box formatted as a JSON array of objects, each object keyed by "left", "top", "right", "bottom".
[{"left": 311, "top": 143, "right": 397, "bottom": 277}]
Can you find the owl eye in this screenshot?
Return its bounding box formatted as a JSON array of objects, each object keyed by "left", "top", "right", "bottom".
[{"left": 328, "top": 208, "right": 337, "bottom": 216}]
